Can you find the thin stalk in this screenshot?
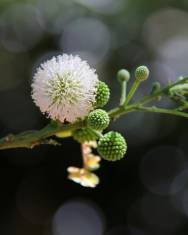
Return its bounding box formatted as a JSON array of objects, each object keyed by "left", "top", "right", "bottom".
[
  {"left": 124, "top": 80, "right": 140, "bottom": 106},
  {"left": 137, "top": 106, "right": 188, "bottom": 118},
  {"left": 119, "top": 81, "right": 127, "bottom": 105}
]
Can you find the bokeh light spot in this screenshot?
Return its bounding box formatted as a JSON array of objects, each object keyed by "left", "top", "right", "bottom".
[{"left": 52, "top": 199, "right": 105, "bottom": 235}]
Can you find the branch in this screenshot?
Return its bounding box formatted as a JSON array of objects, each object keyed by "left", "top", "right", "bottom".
[
  {"left": 0, "top": 121, "right": 84, "bottom": 150},
  {"left": 136, "top": 106, "right": 188, "bottom": 118},
  {"left": 134, "top": 76, "right": 188, "bottom": 106},
  {"left": 1, "top": 76, "right": 188, "bottom": 150}
]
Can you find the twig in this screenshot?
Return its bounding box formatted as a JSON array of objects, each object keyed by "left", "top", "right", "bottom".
[{"left": 1, "top": 76, "right": 188, "bottom": 150}]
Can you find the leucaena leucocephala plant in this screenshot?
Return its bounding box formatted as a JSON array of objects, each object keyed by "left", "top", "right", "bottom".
[{"left": 1, "top": 54, "right": 188, "bottom": 187}]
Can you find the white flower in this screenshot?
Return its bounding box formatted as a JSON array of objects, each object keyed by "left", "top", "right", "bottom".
[{"left": 32, "top": 54, "right": 99, "bottom": 123}]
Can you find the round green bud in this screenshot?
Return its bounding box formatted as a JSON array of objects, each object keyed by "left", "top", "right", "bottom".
[
  {"left": 97, "top": 131, "right": 127, "bottom": 161},
  {"left": 135, "top": 65, "right": 149, "bottom": 81},
  {"left": 87, "top": 109, "right": 110, "bottom": 130},
  {"left": 72, "top": 128, "right": 99, "bottom": 143},
  {"left": 117, "top": 69, "right": 130, "bottom": 82},
  {"left": 151, "top": 82, "right": 161, "bottom": 94},
  {"left": 94, "top": 81, "right": 110, "bottom": 108}
]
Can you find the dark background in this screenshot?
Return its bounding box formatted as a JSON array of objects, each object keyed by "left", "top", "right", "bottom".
[{"left": 1, "top": 0, "right": 188, "bottom": 234}]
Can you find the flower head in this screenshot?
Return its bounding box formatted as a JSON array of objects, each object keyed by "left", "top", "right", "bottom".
[
  {"left": 135, "top": 65, "right": 149, "bottom": 81},
  {"left": 97, "top": 131, "right": 127, "bottom": 161},
  {"left": 117, "top": 69, "right": 130, "bottom": 82},
  {"left": 32, "top": 54, "right": 99, "bottom": 123},
  {"left": 87, "top": 109, "right": 110, "bottom": 130},
  {"left": 94, "top": 81, "right": 110, "bottom": 108}
]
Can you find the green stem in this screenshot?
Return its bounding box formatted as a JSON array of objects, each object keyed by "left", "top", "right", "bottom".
[
  {"left": 0, "top": 120, "right": 85, "bottom": 150},
  {"left": 134, "top": 76, "right": 188, "bottom": 106},
  {"left": 136, "top": 106, "right": 188, "bottom": 118},
  {"left": 124, "top": 80, "right": 140, "bottom": 106},
  {"left": 119, "top": 81, "right": 127, "bottom": 105},
  {"left": 108, "top": 105, "right": 135, "bottom": 119},
  {"left": 177, "top": 103, "right": 188, "bottom": 111}
]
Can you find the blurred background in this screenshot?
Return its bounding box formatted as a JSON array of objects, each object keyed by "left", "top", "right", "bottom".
[{"left": 1, "top": 0, "right": 188, "bottom": 234}]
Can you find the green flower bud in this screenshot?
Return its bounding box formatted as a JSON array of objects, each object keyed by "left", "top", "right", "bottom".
[
  {"left": 97, "top": 131, "right": 127, "bottom": 161},
  {"left": 150, "top": 82, "right": 161, "bottom": 95},
  {"left": 117, "top": 69, "right": 130, "bottom": 82},
  {"left": 94, "top": 81, "right": 110, "bottom": 108},
  {"left": 135, "top": 65, "right": 149, "bottom": 81},
  {"left": 72, "top": 128, "right": 99, "bottom": 143},
  {"left": 170, "top": 84, "right": 188, "bottom": 95},
  {"left": 87, "top": 109, "right": 110, "bottom": 130}
]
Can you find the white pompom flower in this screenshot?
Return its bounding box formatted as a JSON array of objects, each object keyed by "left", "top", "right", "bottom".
[{"left": 32, "top": 54, "right": 99, "bottom": 123}]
